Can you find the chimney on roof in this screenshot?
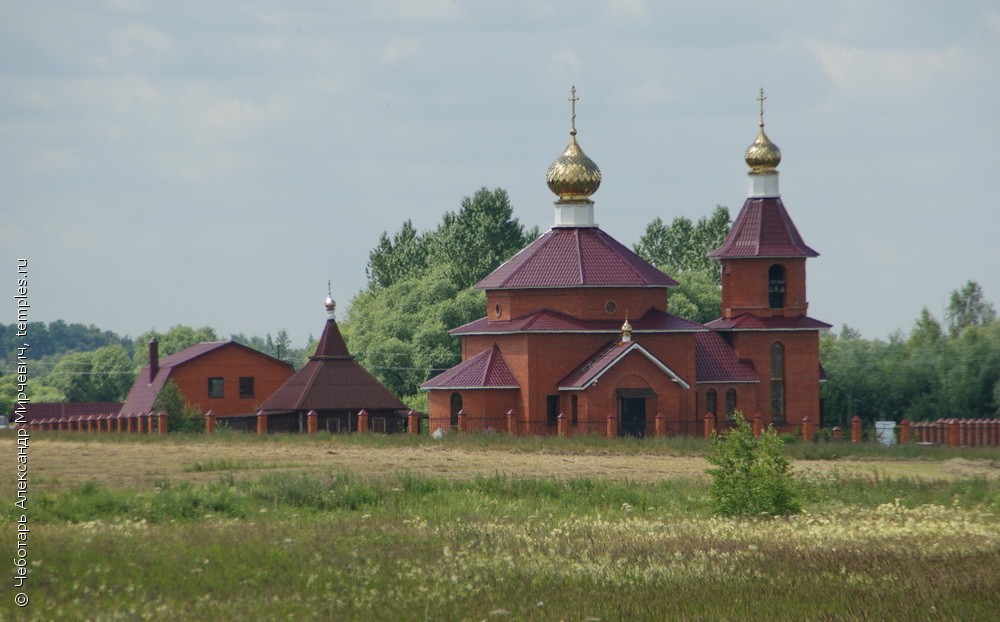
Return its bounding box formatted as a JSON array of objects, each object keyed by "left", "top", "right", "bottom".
[{"left": 149, "top": 338, "right": 159, "bottom": 382}]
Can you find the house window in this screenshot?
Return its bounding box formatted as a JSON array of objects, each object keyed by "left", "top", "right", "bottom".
[
  {"left": 450, "top": 393, "right": 462, "bottom": 428},
  {"left": 725, "top": 389, "right": 736, "bottom": 421},
  {"left": 706, "top": 389, "right": 717, "bottom": 416},
  {"left": 768, "top": 264, "right": 786, "bottom": 309},
  {"left": 239, "top": 377, "right": 255, "bottom": 398},
  {"left": 604, "top": 300, "right": 617, "bottom": 314},
  {"left": 208, "top": 377, "right": 224, "bottom": 398},
  {"left": 771, "top": 342, "right": 785, "bottom": 422},
  {"left": 571, "top": 395, "right": 578, "bottom": 426},
  {"left": 546, "top": 395, "right": 560, "bottom": 427}
]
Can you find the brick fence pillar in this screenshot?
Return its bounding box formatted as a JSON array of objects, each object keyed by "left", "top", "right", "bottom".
[
  {"left": 752, "top": 412, "right": 763, "bottom": 438},
  {"left": 704, "top": 412, "right": 716, "bottom": 438},
  {"left": 606, "top": 413, "right": 617, "bottom": 439},
  {"left": 506, "top": 410, "right": 517, "bottom": 435},
  {"left": 307, "top": 409, "right": 318, "bottom": 434},
  {"left": 126, "top": 414, "right": 135, "bottom": 433},
  {"left": 137, "top": 413, "right": 146, "bottom": 433},
  {"left": 801, "top": 415, "right": 815, "bottom": 442},
  {"left": 157, "top": 411, "right": 168, "bottom": 434},
  {"left": 407, "top": 410, "right": 419, "bottom": 435},
  {"left": 832, "top": 426, "right": 843, "bottom": 442},
  {"left": 454, "top": 409, "right": 464, "bottom": 434},
  {"left": 557, "top": 413, "right": 568, "bottom": 438},
  {"left": 358, "top": 409, "right": 369, "bottom": 434},
  {"left": 205, "top": 410, "right": 216, "bottom": 434},
  {"left": 947, "top": 419, "right": 959, "bottom": 447},
  {"left": 655, "top": 412, "right": 667, "bottom": 438},
  {"left": 256, "top": 410, "right": 268, "bottom": 435},
  {"left": 899, "top": 419, "right": 911, "bottom": 444},
  {"left": 851, "top": 416, "right": 862, "bottom": 443}
]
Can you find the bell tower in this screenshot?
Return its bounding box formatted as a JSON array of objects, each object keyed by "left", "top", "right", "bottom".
[{"left": 708, "top": 89, "right": 818, "bottom": 319}]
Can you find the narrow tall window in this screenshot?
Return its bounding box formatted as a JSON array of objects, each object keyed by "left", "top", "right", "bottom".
[
  {"left": 546, "top": 395, "right": 560, "bottom": 427},
  {"left": 208, "top": 377, "right": 224, "bottom": 398},
  {"left": 771, "top": 342, "right": 785, "bottom": 422},
  {"left": 706, "top": 389, "right": 717, "bottom": 416},
  {"left": 725, "top": 389, "right": 737, "bottom": 421},
  {"left": 450, "top": 392, "right": 462, "bottom": 428},
  {"left": 239, "top": 377, "right": 255, "bottom": 398},
  {"left": 571, "top": 395, "right": 578, "bottom": 426},
  {"left": 768, "top": 264, "right": 786, "bottom": 309}
]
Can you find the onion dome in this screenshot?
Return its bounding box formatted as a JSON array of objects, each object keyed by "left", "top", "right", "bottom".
[
  {"left": 745, "top": 88, "right": 781, "bottom": 174},
  {"left": 546, "top": 86, "right": 601, "bottom": 203},
  {"left": 621, "top": 314, "right": 633, "bottom": 343},
  {"left": 325, "top": 281, "right": 336, "bottom": 318}
]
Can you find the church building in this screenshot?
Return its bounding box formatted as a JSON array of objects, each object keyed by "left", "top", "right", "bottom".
[{"left": 422, "top": 90, "right": 829, "bottom": 437}]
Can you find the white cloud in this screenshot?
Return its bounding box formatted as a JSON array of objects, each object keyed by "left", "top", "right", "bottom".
[
  {"left": 108, "top": 23, "right": 173, "bottom": 61},
  {"left": 380, "top": 38, "right": 423, "bottom": 63},
  {"left": 551, "top": 48, "right": 582, "bottom": 85},
  {"left": 368, "top": 0, "right": 461, "bottom": 21},
  {"left": 607, "top": 0, "right": 648, "bottom": 21}
]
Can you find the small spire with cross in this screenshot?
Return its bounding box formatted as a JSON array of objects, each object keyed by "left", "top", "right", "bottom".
[
  {"left": 757, "top": 87, "right": 767, "bottom": 128},
  {"left": 569, "top": 85, "right": 579, "bottom": 135},
  {"left": 325, "top": 280, "right": 336, "bottom": 317}
]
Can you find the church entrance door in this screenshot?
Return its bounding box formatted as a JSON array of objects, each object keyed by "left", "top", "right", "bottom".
[{"left": 620, "top": 397, "right": 646, "bottom": 438}]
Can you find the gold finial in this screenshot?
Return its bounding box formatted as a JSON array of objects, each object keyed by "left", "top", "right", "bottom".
[
  {"left": 621, "top": 311, "right": 632, "bottom": 343},
  {"left": 745, "top": 88, "right": 781, "bottom": 173},
  {"left": 546, "top": 86, "right": 601, "bottom": 203},
  {"left": 325, "top": 281, "right": 336, "bottom": 317},
  {"left": 757, "top": 87, "right": 766, "bottom": 128},
  {"left": 569, "top": 85, "right": 579, "bottom": 135}
]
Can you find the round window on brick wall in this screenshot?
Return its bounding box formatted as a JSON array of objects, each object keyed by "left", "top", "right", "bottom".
[
  {"left": 495, "top": 303, "right": 502, "bottom": 318},
  {"left": 604, "top": 300, "right": 617, "bottom": 314}
]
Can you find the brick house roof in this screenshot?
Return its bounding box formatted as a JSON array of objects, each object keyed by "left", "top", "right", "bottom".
[
  {"left": 451, "top": 307, "right": 704, "bottom": 335},
  {"left": 420, "top": 344, "right": 519, "bottom": 390},
  {"left": 558, "top": 340, "right": 691, "bottom": 390},
  {"left": 704, "top": 314, "right": 832, "bottom": 331},
  {"left": 259, "top": 318, "right": 405, "bottom": 413},
  {"left": 694, "top": 332, "right": 760, "bottom": 383},
  {"left": 476, "top": 227, "right": 678, "bottom": 289},
  {"left": 119, "top": 341, "right": 235, "bottom": 416},
  {"left": 708, "top": 197, "right": 819, "bottom": 259}
]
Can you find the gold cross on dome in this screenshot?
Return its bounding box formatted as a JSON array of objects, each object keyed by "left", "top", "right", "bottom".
[
  {"left": 569, "top": 85, "right": 579, "bottom": 132},
  {"left": 757, "top": 87, "right": 767, "bottom": 127}
]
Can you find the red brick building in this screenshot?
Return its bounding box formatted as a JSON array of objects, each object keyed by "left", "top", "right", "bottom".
[
  {"left": 119, "top": 339, "right": 295, "bottom": 418},
  {"left": 423, "top": 94, "right": 829, "bottom": 437}
]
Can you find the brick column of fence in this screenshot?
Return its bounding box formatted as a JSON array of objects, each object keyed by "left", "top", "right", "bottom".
[
  {"left": 655, "top": 412, "right": 667, "bottom": 437},
  {"left": 704, "top": 412, "right": 716, "bottom": 438},
  {"left": 752, "top": 412, "right": 763, "bottom": 437},
  {"left": 158, "top": 411, "right": 168, "bottom": 434},
  {"left": 606, "top": 413, "right": 617, "bottom": 439},
  {"left": 205, "top": 410, "right": 216, "bottom": 434},
  {"left": 454, "top": 409, "right": 464, "bottom": 434},
  {"left": 557, "top": 413, "right": 568, "bottom": 438},
  {"left": 256, "top": 411, "right": 268, "bottom": 435},
  {"left": 358, "top": 409, "right": 369, "bottom": 434},
  {"left": 899, "top": 419, "right": 911, "bottom": 444},
  {"left": 851, "top": 416, "right": 862, "bottom": 443},
  {"left": 801, "top": 415, "right": 815, "bottom": 442},
  {"left": 991, "top": 419, "right": 999, "bottom": 447},
  {"left": 832, "top": 426, "right": 843, "bottom": 442},
  {"left": 407, "top": 410, "right": 419, "bottom": 435},
  {"left": 306, "top": 409, "right": 318, "bottom": 434}
]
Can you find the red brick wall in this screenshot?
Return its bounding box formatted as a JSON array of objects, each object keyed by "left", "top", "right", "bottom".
[
  {"left": 169, "top": 345, "right": 294, "bottom": 417},
  {"left": 487, "top": 287, "right": 668, "bottom": 322},
  {"left": 721, "top": 258, "right": 808, "bottom": 319}
]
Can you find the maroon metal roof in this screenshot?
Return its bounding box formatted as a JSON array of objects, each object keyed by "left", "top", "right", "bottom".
[
  {"left": 476, "top": 227, "right": 677, "bottom": 289},
  {"left": 705, "top": 314, "right": 832, "bottom": 331},
  {"left": 558, "top": 340, "right": 691, "bottom": 390},
  {"left": 22, "top": 402, "right": 123, "bottom": 423},
  {"left": 708, "top": 197, "right": 818, "bottom": 259},
  {"left": 421, "top": 344, "right": 520, "bottom": 390},
  {"left": 452, "top": 307, "right": 704, "bottom": 335},
  {"left": 694, "top": 332, "right": 759, "bottom": 384},
  {"left": 259, "top": 318, "right": 405, "bottom": 413}
]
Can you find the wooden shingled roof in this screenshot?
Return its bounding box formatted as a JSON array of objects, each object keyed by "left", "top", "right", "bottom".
[{"left": 259, "top": 318, "right": 405, "bottom": 413}]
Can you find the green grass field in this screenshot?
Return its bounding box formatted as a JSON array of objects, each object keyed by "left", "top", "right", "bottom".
[{"left": 3, "top": 432, "right": 1000, "bottom": 620}]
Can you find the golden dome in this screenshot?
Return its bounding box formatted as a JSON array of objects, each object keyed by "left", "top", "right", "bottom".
[
  {"left": 547, "top": 86, "right": 601, "bottom": 203},
  {"left": 621, "top": 314, "right": 633, "bottom": 342},
  {"left": 745, "top": 87, "right": 781, "bottom": 173}
]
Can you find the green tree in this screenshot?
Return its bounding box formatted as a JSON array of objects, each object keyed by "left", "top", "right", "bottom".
[
  {"left": 366, "top": 220, "right": 431, "bottom": 289},
  {"left": 152, "top": 379, "right": 203, "bottom": 433},
  {"left": 909, "top": 307, "right": 943, "bottom": 348},
  {"left": 46, "top": 344, "right": 135, "bottom": 402},
  {"left": 633, "top": 205, "right": 730, "bottom": 280},
  {"left": 706, "top": 411, "right": 800, "bottom": 517},
  {"left": 946, "top": 280, "right": 996, "bottom": 337},
  {"left": 667, "top": 270, "right": 723, "bottom": 324}
]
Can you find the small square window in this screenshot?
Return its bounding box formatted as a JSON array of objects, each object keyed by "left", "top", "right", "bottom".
[
  {"left": 239, "top": 377, "right": 255, "bottom": 398},
  {"left": 208, "top": 377, "right": 224, "bottom": 398}
]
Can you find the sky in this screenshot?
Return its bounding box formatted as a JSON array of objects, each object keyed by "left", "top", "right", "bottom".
[{"left": 3, "top": 0, "right": 999, "bottom": 347}]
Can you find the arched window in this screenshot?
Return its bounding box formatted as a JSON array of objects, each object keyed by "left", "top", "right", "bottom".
[
  {"left": 450, "top": 392, "right": 462, "bottom": 428},
  {"left": 768, "top": 264, "right": 786, "bottom": 309},
  {"left": 706, "top": 389, "right": 717, "bottom": 416},
  {"left": 725, "top": 389, "right": 737, "bottom": 421},
  {"left": 770, "top": 342, "right": 785, "bottom": 422}
]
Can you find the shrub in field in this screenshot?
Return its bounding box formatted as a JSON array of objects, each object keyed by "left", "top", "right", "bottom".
[{"left": 706, "top": 411, "right": 800, "bottom": 517}]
